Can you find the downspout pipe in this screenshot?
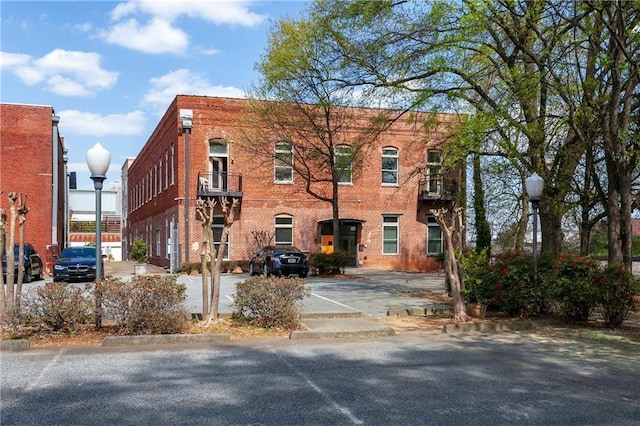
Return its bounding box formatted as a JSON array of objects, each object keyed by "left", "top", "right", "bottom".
[{"left": 52, "top": 114, "right": 60, "bottom": 247}]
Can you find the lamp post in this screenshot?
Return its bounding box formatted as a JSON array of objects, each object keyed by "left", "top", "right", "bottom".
[
  {"left": 525, "top": 172, "right": 544, "bottom": 273},
  {"left": 86, "top": 143, "right": 111, "bottom": 281},
  {"left": 180, "top": 109, "right": 193, "bottom": 263}
]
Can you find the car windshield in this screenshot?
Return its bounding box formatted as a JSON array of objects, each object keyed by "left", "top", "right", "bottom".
[
  {"left": 273, "top": 247, "right": 300, "bottom": 255},
  {"left": 61, "top": 248, "right": 96, "bottom": 258}
]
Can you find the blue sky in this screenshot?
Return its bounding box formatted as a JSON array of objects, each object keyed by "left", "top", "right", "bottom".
[{"left": 1, "top": 0, "right": 309, "bottom": 190}]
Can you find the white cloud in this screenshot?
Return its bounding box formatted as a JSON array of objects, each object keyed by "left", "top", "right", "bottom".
[
  {"left": 103, "top": 0, "right": 265, "bottom": 54},
  {"left": 111, "top": 0, "right": 266, "bottom": 26},
  {"left": 0, "top": 49, "right": 118, "bottom": 97},
  {"left": 102, "top": 17, "right": 189, "bottom": 54},
  {"left": 143, "top": 68, "right": 245, "bottom": 112},
  {"left": 58, "top": 110, "right": 147, "bottom": 137}
]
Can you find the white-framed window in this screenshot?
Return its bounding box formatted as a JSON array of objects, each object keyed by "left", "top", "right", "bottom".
[
  {"left": 382, "top": 215, "right": 399, "bottom": 254},
  {"left": 274, "top": 215, "right": 294, "bottom": 245},
  {"left": 170, "top": 143, "right": 175, "bottom": 186},
  {"left": 335, "top": 145, "right": 352, "bottom": 184},
  {"left": 427, "top": 150, "right": 442, "bottom": 195},
  {"left": 382, "top": 147, "right": 398, "bottom": 185},
  {"left": 165, "top": 150, "right": 169, "bottom": 189},
  {"left": 155, "top": 229, "right": 161, "bottom": 256},
  {"left": 274, "top": 142, "right": 294, "bottom": 183},
  {"left": 427, "top": 215, "right": 443, "bottom": 254},
  {"left": 212, "top": 216, "right": 229, "bottom": 259}
]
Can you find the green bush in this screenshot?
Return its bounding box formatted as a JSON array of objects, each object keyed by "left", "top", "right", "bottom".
[
  {"left": 594, "top": 266, "right": 639, "bottom": 328},
  {"left": 22, "top": 283, "right": 92, "bottom": 333},
  {"left": 487, "top": 251, "right": 537, "bottom": 316},
  {"left": 131, "top": 238, "right": 148, "bottom": 263},
  {"left": 233, "top": 276, "right": 310, "bottom": 329},
  {"left": 309, "top": 252, "right": 348, "bottom": 275},
  {"left": 461, "top": 249, "right": 492, "bottom": 304},
  {"left": 546, "top": 254, "right": 599, "bottom": 324},
  {"left": 94, "top": 275, "right": 187, "bottom": 335}
]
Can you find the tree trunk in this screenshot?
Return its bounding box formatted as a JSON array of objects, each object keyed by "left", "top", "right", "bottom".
[
  {"left": 208, "top": 197, "right": 239, "bottom": 323},
  {"left": 432, "top": 207, "right": 469, "bottom": 321}
]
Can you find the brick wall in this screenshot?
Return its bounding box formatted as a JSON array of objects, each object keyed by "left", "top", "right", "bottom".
[{"left": 0, "top": 103, "right": 66, "bottom": 274}]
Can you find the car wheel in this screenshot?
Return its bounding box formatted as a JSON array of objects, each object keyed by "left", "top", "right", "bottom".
[
  {"left": 299, "top": 272, "right": 307, "bottom": 278},
  {"left": 23, "top": 266, "right": 32, "bottom": 283},
  {"left": 263, "top": 263, "right": 269, "bottom": 277}
]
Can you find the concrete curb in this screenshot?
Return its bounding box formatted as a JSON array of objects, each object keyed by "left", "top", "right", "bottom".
[
  {"left": 102, "top": 333, "right": 231, "bottom": 346},
  {"left": 388, "top": 306, "right": 453, "bottom": 317},
  {"left": 290, "top": 328, "right": 396, "bottom": 340},
  {"left": 443, "top": 321, "right": 536, "bottom": 333},
  {"left": 0, "top": 339, "right": 30, "bottom": 351}
]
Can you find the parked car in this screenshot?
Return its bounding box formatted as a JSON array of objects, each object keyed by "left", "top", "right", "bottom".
[
  {"left": 249, "top": 245, "right": 309, "bottom": 278},
  {"left": 1, "top": 243, "right": 43, "bottom": 283},
  {"left": 53, "top": 247, "right": 101, "bottom": 283}
]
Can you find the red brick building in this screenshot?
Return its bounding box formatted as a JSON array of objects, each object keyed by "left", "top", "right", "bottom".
[
  {"left": 0, "top": 103, "right": 66, "bottom": 275},
  {"left": 125, "top": 95, "right": 463, "bottom": 271}
]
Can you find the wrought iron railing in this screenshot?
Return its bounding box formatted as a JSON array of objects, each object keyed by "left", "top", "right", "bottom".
[{"left": 197, "top": 172, "right": 243, "bottom": 196}]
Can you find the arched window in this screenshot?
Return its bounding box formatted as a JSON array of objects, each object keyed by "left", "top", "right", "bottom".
[
  {"left": 381, "top": 147, "right": 398, "bottom": 185},
  {"left": 274, "top": 215, "right": 294, "bottom": 245}
]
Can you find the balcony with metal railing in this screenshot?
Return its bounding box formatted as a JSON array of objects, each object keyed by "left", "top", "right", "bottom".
[
  {"left": 418, "top": 177, "right": 458, "bottom": 201},
  {"left": 197, "top": 172, "right": 243, "bottom": 198}
]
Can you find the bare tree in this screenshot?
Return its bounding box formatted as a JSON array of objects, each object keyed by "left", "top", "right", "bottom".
[
  {"left": 196, "top": 196, "right": 239, "bottom": 324},
  {"left": 0, "top": 192, "right": 28, "bottom": 318}
]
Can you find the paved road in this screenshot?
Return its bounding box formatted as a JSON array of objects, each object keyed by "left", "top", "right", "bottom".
[
  {"left": 178, "top": 270, "right": 447, "bottom": 317},
  {"left": 36, "top": 263, "right": 448, "bottom": 317},
  {"left": 2, "top": 331, "right": 639, "bottom": 425}
]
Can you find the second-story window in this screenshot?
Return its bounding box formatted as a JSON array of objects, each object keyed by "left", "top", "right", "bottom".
[
  {"left": 274, "top": 142, "right": 293, "bottom": 183},
  {"left": 427, "top": 149, "right": 442, "bottom": 195},
  {"left": 382, "top": 147, "right": 398, "bottom": 185},
  {"left": 335, "top": 145, "right": 352, "bottom": 184}
]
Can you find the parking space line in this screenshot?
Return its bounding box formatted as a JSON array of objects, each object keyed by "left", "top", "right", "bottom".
[
  {"left": 310, "top": 292, "right": 362, "bottom": 313},
  {"left": 273, "top": 350, "right": 364, "bottom": 425}
]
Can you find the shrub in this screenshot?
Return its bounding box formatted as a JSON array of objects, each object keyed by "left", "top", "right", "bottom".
[
  {"left": 487, "top": 251, "right": 536, "bottom": 317},
  {"left": 181, "top": 260, "right": 249, "bottom": 274},
  {"left": 461, "top": 249, "right": 492, "bottom": 304},
  {"left": 22, "top": 283, "right": 91, "bottom": 333},
  {"left": 131, "top": 238, "right": 148, "bottom": 263},
  {"left": 233, "top": 276, "right": 310, "bottom": 329},
  {"left": 546, "top": 255, "right": 599, "bottom": 324},
  {"left": 95, "top": 275, "right": 188, "bottom": 335},
  {"left": 594, "top": 266, "right": 639, "bottom": 328},
  {"left": 309, "top": 252, "right": 348, "bottom": 275}
]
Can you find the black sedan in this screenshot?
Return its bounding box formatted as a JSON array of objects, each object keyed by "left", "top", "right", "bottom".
[
  {"left": 2, "top": 243, "right": 43, "bottom": 283},
  {"left": 249, "top": 246, "right": 309, "bottom": 278},
  {"left": 53, "top": 247, "right": 101, "bottom": 283}
]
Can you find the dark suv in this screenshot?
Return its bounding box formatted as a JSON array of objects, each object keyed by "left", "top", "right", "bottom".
[
  {"left": 2, "top": 243, "right": 43, "bottom": 283},
  {"left": 53, "top": 247, "right": 100, "bottom": 283},
  {"left": 249, "top": 246, "right": 309, "bottom": 278}
]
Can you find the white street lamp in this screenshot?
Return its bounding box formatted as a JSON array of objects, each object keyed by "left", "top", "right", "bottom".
[
  {"left": 525, "top": 172, "right": 544, "bottom": 269},
  {"left": 86, "top": 142, "right": 111, "bottom": 283}
]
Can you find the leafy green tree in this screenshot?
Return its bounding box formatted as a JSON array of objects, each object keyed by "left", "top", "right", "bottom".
[
  {"left": 301, "top": 0, "right": 639, "bottom": 268},
  {"left": 239, "top": 15, "right": 395, "bottom": 249}
]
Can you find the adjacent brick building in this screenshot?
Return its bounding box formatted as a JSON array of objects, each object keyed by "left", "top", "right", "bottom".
[
  {"left": 0, "top": 103, "right": 66, "bottom": 275},
  {"left": 125, "top": 95, "right": 463, "bottom": 271}
]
